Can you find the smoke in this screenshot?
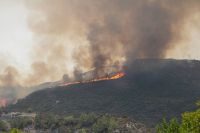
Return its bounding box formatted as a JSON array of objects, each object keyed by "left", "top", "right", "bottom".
[
  {"left": 0, "top": 66, "right": 19, "bottom": 86},
  {"left": 0, "top": 0, "right": 200, "bottom": 105},
  {"left": 0, "top": 66, "right": 30, "bottom": 106},
  {"left": 30, "top": 1, "right": 198, "bottom": 67},
  {"left": 25, "top": 0, "right": 200, "bottom": 66}
]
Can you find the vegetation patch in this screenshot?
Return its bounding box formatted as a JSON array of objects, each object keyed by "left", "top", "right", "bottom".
[{"left": 156, "top": 101, "right": 200, "bottom": 133}]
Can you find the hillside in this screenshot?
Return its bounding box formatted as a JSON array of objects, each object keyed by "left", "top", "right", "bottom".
[{"left": 7, "top": 59, "right": 200, "bottom": 127}]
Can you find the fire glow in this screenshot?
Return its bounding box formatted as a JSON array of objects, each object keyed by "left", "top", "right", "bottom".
[
  {"left": 92, "top": 72, "right": 125, "bottom": 81},
  {"left": 0, "top": 99, "right": 7, "bottom": 107},
  {"left": 61, "top": 72, "right": 125, "bottom": 87},
  {"left": 110, "top": 72, "right": 125, "bottom": 80}
]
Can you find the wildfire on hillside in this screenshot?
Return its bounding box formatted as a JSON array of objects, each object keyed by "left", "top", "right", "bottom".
[
  {"left": 110, "top": 72, "right": 125, "bottom": 80},
  {"left": 89, "top": 72, "right": 125, "bottom": 82},
  {"left": 60, "top": 71, "right": 125, "bottom": 87}
]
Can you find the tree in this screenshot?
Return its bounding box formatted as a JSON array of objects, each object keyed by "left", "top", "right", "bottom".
[
  {"left": 180, "top": 109, "right": 200, "bottom": 133},
  {"left": 35, "top": 113, "right": 60, "bottom": 130},
  {"left": 156, "top": 118, "right": 179, "bottom": 133},
  {"left": 156, "top": 100, "right": 200, "bottom": 133},
  {"left": 196, "top": 101, "right": 200, "bottom": 108},
  {"left": 0, "top": 120, "right": 10, "bottom": 132},
  {"left": 79, "top": 113, "right": 97, "bottom": 127},
  {"left": 92, "top": 116, "right": 118, "bottom": 133},
  {"left": 64, "top": 115, "right": 78, "bottom": 126},
  {"left": 9, "top": 128, "right": 23, "bottom": 133},
  {"left": 27, "top": 108, "right": 33, "bottom": 113},
  {"left": 10, "top": 117, "right": 33, "bottom": 129},
  {"left": 78, "top": 128, "right": 87, "bottom": 133}
]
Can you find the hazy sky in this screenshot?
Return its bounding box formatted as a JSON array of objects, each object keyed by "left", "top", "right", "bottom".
[
  {"left": 0, "top": 0, "right": 33, "bottom": 72},
  {"left": 0, "top": 0, "right": 200, "bottom": 76},
  {"left": 0, "top": 0, "right": 200, "bottom": 103}
]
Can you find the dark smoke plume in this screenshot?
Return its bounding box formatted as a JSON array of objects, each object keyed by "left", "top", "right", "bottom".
[
  {"left": 26, "top": 0, "right": 200, "bottom": 69},
  {"left": 0, "top": 0, "right": 200, "bottom": 104}
]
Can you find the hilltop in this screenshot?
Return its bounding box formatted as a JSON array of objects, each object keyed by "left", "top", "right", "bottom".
[{"left": 7, "top": 59, "right": 200, "bottom": 127}]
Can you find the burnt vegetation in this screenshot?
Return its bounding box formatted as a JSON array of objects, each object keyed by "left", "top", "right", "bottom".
[{"left": 7, "top": 59, "right": 200, "bottom": 127}]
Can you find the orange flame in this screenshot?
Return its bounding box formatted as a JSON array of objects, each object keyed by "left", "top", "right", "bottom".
[
  {"left": 90, "top": 72, "right": 125, "bottom": 82},
  {"left": 60, "top": 72, "right": 125, "bottom": 87},
  {"left": 110, "top": 72, "right": 125, "bottom": 80}
]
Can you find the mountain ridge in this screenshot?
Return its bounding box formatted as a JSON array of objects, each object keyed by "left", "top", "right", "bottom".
[{"left": 7, "top": 59, "right": 200, "bottom": 127}]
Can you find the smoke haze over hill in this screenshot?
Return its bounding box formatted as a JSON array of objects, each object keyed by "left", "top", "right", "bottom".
[{"left": 0, "top": 0, "right": 200, "bottom": 102}]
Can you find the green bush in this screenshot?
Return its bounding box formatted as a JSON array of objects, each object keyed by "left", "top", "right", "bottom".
[
  {"left": 180, "top": 110, "right": 200, "bottom": 133},
  {"left": 64, "top": 115, "right": 78, "bottom": 126},
  {"left": 196, "top": 101, "right": 200, "bottom": 107},
  {"left": 92, "top": 116, "right": 118, "bottom": 133},
  {"left": 156, "top": 101, "right": 200, "bottom": 133},
  {"left": 79, "top": 113, "right": 97, "bottom": 127},
  {"left": 27, "top": 108, "right": 33, "bottom": 113},
  {"left": 0, "top": 120, "right": 10, "bottom": 131},
  {"left": 58, "top": 125, "right": 73, "bottom": 133},
  {"left": 10, "top": 117, "right": 33, "bottom": 129},
  {"left": 156, "top": 118, "right": 179, "bottom": 133},
  {"left": 35, "top": 113, "right": 61, "bottom": 130},
  {"left": 9, "top": 128, "right": 23, "bottom": 133},
  {"left": 78, "top": 128, "right": 87, "bottom": 133}
]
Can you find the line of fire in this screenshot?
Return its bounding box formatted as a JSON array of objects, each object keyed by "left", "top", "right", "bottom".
[
  {"left": 0, "top": 66, "right": 125, "bottom": 107},
  {"left": 60, "top": 66, "right": 126, "bottom": 87}
]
